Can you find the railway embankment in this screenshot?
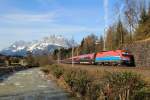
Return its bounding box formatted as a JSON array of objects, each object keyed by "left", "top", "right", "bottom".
[
  {"left": 123, "top": 39, "right": 150, "bottom": 67},
  {"left": 41, "top": 64, "right": 150, "bottom": 100}
]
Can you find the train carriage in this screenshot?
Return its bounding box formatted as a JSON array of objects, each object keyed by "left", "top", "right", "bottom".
[
  {"left": 78, "top": 53, "right": 95, "bottom": 64},
  {"left": 63, "top": 56, "right": 80, "bottom": 64},
  {"left": 63, "top": 49, "right": 134, "bottom": 66}
]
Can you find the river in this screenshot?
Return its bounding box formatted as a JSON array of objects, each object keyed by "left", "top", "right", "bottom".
[{"left": 0, "top": 68, "right": 70, "bottom": 100}]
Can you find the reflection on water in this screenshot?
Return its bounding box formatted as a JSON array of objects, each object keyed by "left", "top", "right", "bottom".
[{"left": 0, "top": 68, "right": 70, "bottom": 100}]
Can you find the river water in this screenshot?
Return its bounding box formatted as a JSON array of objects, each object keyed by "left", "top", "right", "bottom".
[{"left": 0, "top": 68, "right": 70, "bottom": 100}]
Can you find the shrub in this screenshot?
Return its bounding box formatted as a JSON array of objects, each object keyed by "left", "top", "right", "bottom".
[
  {"left": 41, "top": 65, "right": 149, "bottom": 100},
  {"left": 64, "top": 69, "right": 77, "bottom": 89},
  {"left": 87, "top": 81, "right": 103, "bottom": 100},
  {"left": 74, "top": 70, "right": 91, "bottom": 96},
  {"left": 133, "top": 87, "right": 150, "bottom": 100},
  {"left": 103, "top": 71, "right": 146, "bottom": 100},
  {"left": 41, "top": 65, "right": 50, "bottom": 71},
  {"left": 41, "top": 68, "right": 49, "bottom": 74},
  {"left": 50, "top": 64, "right": 64, "bottom": 78},
  {"left": 64, "top": 69, "right": 92, "bottom": 96}
]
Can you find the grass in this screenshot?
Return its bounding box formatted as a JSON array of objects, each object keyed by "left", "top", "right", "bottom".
[{"left": 41, "top": 64, "right": 150, "bottom": 100}]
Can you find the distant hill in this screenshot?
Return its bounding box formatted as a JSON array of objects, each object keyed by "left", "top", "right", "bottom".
[{"left": 0, "top": 35, "right": 76, "bottom": 56}]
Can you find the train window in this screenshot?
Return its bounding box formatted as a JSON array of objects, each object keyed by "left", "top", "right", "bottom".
[{"left": 122, "top": 52, "right": 129, "bottom": 56}]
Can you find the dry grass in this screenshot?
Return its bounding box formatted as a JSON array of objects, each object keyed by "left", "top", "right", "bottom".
[{"left": 61, "top": 64, "right": 150, "bottom": 84}]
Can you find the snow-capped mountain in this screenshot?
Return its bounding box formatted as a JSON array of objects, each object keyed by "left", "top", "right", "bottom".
[{"left": 1, "top": 35, "right": 76, "bottom": 56}]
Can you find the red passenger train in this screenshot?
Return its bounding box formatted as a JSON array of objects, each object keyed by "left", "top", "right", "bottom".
[{"left": 63, "top": 50, "right": 135, "bottom": 66}]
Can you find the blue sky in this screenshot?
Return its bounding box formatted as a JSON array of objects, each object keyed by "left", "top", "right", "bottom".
[{"left": 0, "top": 0, "right": 124, "bottom": 50}]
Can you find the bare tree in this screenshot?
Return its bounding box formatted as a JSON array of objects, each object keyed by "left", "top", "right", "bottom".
[{"left": 124, "top": 0, "right": 145, "bottom": 42}]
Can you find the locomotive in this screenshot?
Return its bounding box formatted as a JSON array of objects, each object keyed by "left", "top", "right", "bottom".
[{"left": 63, "top": 50, "right": 134, "bottom": 66}]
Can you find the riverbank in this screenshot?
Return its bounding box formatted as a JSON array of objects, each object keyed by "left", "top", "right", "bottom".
[
  {"left": 0, "top": 65, "right": 37, "bottom": 76},
  {"left": 41, "top": 64, "right": 150, "bottom": 100}
]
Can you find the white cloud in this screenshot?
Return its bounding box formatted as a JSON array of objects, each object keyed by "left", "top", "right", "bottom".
[
  {"left": 0, "top": 12, "right": 56, "bottom": 22},
  {"left": 0, "top": 25, "right": 102, "bottom": 35}
]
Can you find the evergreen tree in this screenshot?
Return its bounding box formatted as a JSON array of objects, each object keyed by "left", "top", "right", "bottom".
[
  {"left": 135, "top": 5, "right": 150, "bottom": 40},
  {"left": 105, "top": 26, "right": 115, "bottom": 50},
  {"left": 116, "top": 19, "right": 128, "bottom": 47},
  {"left": 99, "top": 35, "right": 104, "bottom": 51}
]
